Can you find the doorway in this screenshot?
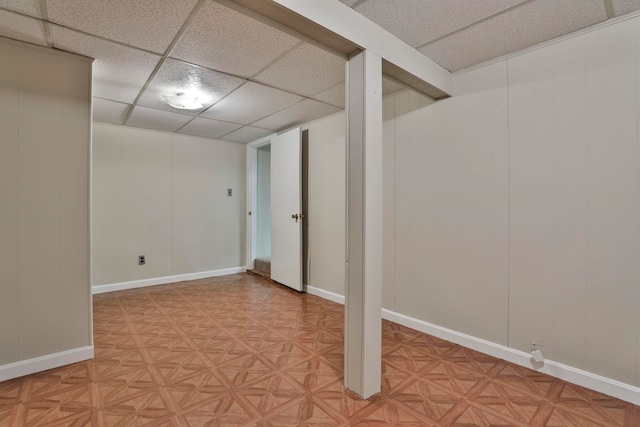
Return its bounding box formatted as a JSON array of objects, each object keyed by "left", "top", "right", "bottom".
[
  {"left": 253, "top": 144, "right": 272, "bottom": 276},
  {"left": 246, "top": 127, "right": 306, "bottom": 292}
]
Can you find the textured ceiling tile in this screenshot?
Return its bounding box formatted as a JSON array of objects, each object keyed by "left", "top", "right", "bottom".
[
  {"left": 0, "top": 10, "right": 46, "bottom": 46},
  {"left": 171, "top": 1, "right": 300, "bottom": 78},
  {"left": 354, "top": 0, "right": 524, "bottom": 47},
  {"left": 51, "top": 26, "right": 161, "bottom": 103},
  {"left": 254, "top": 43, "right": 345, "bottom": 96},
  {"left": 611, "top": 0, "right": 640, "bottom": 16},
  {"left": 47, "top": 0, "right": 199, "bottom": 54},
  {"left": 178, "top": 117, "right": 242, "bottom": 140},
  {"left": 127, "top": 105, "right": 192, "bottom": 132},
  {"left": 222, "top": 126, "right": 274, "bottom": 144},
  {"left": 252, "top": 99, "right": 341, "bottom": 131},
  {"left": 382, "top": 76, "right": 405, "bottom": 95},
  {"left": 201, "top": 81, "right": 303, "bottom": 124},
  {"left": 137, "top": 58, "right": 245, "bottom": 116},
  {"left": 419, "top": 0, "right": 607, "bottom": 72},
  {"left": 93, "top": 98, "right": 131, "bottom": 125},
  {"left": 0, "top": 0, "right": 42, "bottom": 18},
  {"left": 311, "top": 82, "right": 345, "bottom": 108}
]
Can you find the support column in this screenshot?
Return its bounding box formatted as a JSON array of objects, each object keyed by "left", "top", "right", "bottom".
[{"left": 344, "top": 49, "right": 382, "bottom": 399}]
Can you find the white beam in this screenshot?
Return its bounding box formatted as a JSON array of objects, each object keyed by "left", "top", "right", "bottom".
[
  {"left": 270, "top": 0, "right": 452, "bottom": 97},
  {"left": 344, "top": 49, "right": 382, "bottom": 399}
]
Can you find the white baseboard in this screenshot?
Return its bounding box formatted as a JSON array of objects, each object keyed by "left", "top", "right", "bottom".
[
  {"left": 306, "top": 285, "right": 346, "bottom": 305},
  {"left": 0, "top": 346, "right": 94, "bottom": 382},
  {"left": 305, "top": 286, "right": 640, "bottom": 406},
  {"left": 381, "top": 309, "right": 640, "bottom": 406},
  {"left": 92, "top": 267, "right": 247, "bottom": 294}
]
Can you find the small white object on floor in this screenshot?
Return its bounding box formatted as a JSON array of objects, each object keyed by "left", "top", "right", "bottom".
[{"left": 531, "top": 349, "right": 545, "bottom": 363}]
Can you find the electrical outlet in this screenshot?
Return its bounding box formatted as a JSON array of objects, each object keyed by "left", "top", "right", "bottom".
[
  {"left": 138, "top": 255, "right": 145, "bottom": 265},
  {"left": 531, "top": 337, "right": 542, "bottom": 351}
]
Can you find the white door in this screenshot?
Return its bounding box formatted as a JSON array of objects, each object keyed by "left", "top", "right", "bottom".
[{"left": 270, "top": 127, "right": 303, "bottom": 291}]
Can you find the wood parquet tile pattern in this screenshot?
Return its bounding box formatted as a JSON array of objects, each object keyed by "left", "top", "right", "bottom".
[{"left": 1, "top": 273, "right": 638, "bottom": 426}]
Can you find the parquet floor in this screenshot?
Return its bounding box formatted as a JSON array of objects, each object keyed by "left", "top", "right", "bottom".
[{"left": 0, "top": 273, "right": 638, "bottom": 426}]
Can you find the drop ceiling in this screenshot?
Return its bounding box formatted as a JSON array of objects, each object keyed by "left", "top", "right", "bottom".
[{"left": 0, "top": 0, "right": 638, "bottom": 143}]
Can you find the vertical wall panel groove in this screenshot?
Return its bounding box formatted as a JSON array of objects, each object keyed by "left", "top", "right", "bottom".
[
  {"left": 384, "top": 14, "right": 640, "bottom": 387},
  {"left": 0, "top": 38, "right": 92, "bottom": 367},
  {"left": 0, "top": 41, "right": 20, "bottom": 365},
  {"left": 584, "top": 18, "right": 638, "bottom": 383}
]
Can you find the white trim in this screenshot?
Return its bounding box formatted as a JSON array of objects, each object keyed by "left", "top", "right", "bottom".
[
  {"left": 246, "top": 132, "right": 278, "bottom": 268},
  {"left": 91, "top": 267, "right": 246, "bottom": 294},
  {"left": 306, "top": 285, "right": 346, "bottom": 305},
  {"left": 0, "top": 346, "right": 94, "bottom": 382},
  {"left": 381, "top": 309, "right": 640, "bottom": 406},
  {"left": 303, "top": 287, "right": 640, "bottom": 405}
]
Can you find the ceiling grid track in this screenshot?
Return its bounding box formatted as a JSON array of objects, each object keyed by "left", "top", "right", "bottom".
[
  {"left": 174, "top": 39, "right": 309, "bottom": 134},
  {"left": 414, "top": 0, "right": 536, "bottom": 51},
  {"left": 213, "top": 0, "right": 347, "bottom": 60},
  {"left": 39, "top": 0, "right": 53, "bottom": 47},
  {"left": 122, "top": 0, "right": 209, "bottom": 125},
  {"left": 2, "top": 0, "right": 630, "bottom": 141}
]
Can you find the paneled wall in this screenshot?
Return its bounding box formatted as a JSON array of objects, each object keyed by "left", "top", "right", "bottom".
[
  {"left": 0, "top": 38, "right": 92, "bottom": 366},
  {"left": 387, "top": 66, "right": 511, "bottom": 347},
  {"left": 305, "top": 113, "right": 346, "bottom": 296},
  {"left": 507, "top": 18, "right": 639, "bottom": 383},
  {"left": 381, "top": 16, "right": 640, "bottom": 386},
  {"left": 92, "top": 123, "right": 246, "bottom": 286}
]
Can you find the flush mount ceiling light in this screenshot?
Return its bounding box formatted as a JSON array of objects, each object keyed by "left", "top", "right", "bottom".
[{"left": 162, "top": 92, "right": 204, "bottom": 110}]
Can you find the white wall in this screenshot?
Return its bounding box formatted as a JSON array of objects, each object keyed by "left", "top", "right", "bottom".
[
  {"left": 92, "top": 123, "right": 246, "bottom": 286},
  {"left": 381, "top": 15, "right": 640, "bottom": 387},
  {"left": 305, "top": 113, "right": 347, "bottom": 296},
  {"left": 0, "top": 38, "right": 92, "bottom": 368},
  {"left": 302, "top": 14, "right": 640, "bottom": 392}
]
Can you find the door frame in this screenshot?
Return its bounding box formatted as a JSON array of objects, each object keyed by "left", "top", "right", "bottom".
[{"left": 245, "top": 133, "right": 276, "bottom": 270}]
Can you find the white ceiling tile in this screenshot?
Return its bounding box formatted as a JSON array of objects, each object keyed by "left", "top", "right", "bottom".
[
  {"left": 93, "top": 98, "right": 130, "bottom": 125},
  {"left": 178, "top": 117, "right": 242, "bottom": 140},
  {"left": 611, "top": 0, "right": 640, "bottom": 16},
  {"left": 354, "top": 0, "right": 524, "bottom": 47},
  {"left": 0, "top": 10, "right": 46, "bottom": 46},
  {"left": 51, "top": 26, "right": 161, "bottom": 103},
  {"left": 382, "top": 76, "right": 405, "bottom": 96},
  {"left": 171, "top": 1, "right": 300, "bottom": 78},
  {"left": 137, "top": 58, "right": 245, "bottom": 116},
  {"left": 201, "top": 82, "right": 303, "bottom": 124},
  {"left": 47, "top": 0, "right": 199, "bottom": 54},
  {"left": 252, "top": 99, "right": 341, "bottom": 131},
  {"left": 127, "top": 105, "right": 192, "bottom": 132},
  {"left": 0, "top": 0, "right": 41, "bottom": 18},
  {"left": 254, "top": 43, "right": 345, "bottom": 96},
  {"left": 311, "top": 82, "right": 345, "bottom": 108},
  {"left": 223, "top": 126, "right": 274, "bottom": 144},
  {"left": 419, "top": 0, "right": 607, "bottom": 72}
]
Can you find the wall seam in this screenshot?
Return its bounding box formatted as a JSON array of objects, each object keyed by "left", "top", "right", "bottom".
[
  {"left": 552, "top": 47, "right": 558, "bottom": 362},
  {"left": 16, "top": 46, "right": 21, "bottom": 361},
  {"left": 170, "top": 136, "right": 174, "bottom": 276},
  {"left": 58, "top": 56, "right": 63, "bottom": 352},
  {"left": 393, "top": 91, "right": 397, "bottom": 312},
  {"left": 584, "top": 31, "right": 590, "bottom": 373},
  {"left": 636, "top": 16, "right": 640, "bottom": 388},
  {"left": 506, "top": 58, "right": 511, "bottom": 349}
]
